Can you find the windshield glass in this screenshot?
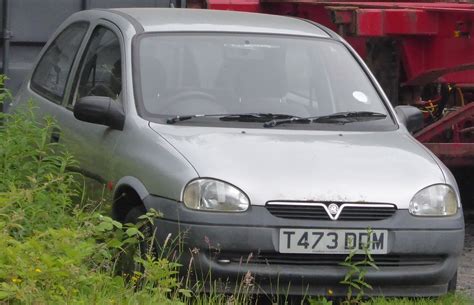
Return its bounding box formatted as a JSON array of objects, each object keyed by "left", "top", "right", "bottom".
[{"left": 136, "top": 33, "right": 391, "bottom": 124}]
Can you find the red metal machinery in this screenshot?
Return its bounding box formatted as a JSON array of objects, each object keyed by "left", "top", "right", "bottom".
[
  {"left": 204, "top": 0, "right": 474, "bottom": 170},
  {"left": 416, "top": 102, "right": 474, "bottom": 167}
]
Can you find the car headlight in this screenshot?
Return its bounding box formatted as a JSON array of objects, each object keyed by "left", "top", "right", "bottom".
[
  {"left": 183, "top": 179, "right": 250, "bottom": 212},
  {"left": 409, "top": 184, "right": 458, "bottom": 216}
]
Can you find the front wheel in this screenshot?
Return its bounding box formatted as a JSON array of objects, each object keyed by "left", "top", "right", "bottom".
[{"left": 116, "top": 205, "right": 157, "bottom": 276}]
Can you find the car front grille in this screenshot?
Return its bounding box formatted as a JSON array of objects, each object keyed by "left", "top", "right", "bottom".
[
  {"left": 266, "top": 202, "right": 397, "bottom": 221},
  {"left": 217, "top": 253, "right": 444, "bottom": 267}
]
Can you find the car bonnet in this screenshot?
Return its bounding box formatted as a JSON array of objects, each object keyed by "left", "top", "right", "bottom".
[{"left": 149, "top": 123, "right": 445, "bottom": 209}]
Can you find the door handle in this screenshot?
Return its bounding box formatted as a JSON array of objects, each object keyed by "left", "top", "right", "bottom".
[{"left": 51, "top": 127, "right": 61, "bottom": 143}]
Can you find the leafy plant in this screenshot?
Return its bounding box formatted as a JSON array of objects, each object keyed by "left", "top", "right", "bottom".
[
  {"left": 309, "top": 296, "right": 333, "bottom": 305},
  {"left": 339, "top": 228, "right": 379, "bottom": 304}
]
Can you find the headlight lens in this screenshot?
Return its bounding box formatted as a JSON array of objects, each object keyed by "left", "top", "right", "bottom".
[
  {"left": 409, "top": 184, "right": 458, "bottom": 216},
  {"left": 183, "top": 179, "right": 250, "bottom": 212}
]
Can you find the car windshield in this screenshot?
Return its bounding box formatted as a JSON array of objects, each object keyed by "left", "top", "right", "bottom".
[{"left": 136, "top": 33, "right": 391, "bottom": 125}]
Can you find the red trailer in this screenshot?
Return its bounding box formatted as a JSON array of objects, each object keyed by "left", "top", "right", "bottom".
[{"left": 198, "top": 0, "right": 474, "bottom": 169}]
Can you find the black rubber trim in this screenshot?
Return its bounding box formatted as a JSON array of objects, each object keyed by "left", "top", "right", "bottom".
[
  {"left": 132, "top": 32, "right": 145, "bottom": 120},
  {"left": 67, "top": 166, "right": 106, "bottom": 184}
]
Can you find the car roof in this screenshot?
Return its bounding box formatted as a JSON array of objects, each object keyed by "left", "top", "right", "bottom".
[{"left": 110, "top": 8, "right": 330, "bottom": 38}]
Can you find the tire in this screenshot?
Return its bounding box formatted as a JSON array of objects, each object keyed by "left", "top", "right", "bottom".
[
  {"left": 448, "top": 271, "right": 458, "bottom": 293},
  {"left": 126, "top": 205, "right": 157, "bottom": 258},
  {"left": 116, "top": 205, "right": 156, "bottom": 277}
]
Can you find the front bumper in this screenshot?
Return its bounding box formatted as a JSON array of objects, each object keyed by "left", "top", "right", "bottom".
[{"left": 144, "top": 196, "right": 465, "bottom": 297}]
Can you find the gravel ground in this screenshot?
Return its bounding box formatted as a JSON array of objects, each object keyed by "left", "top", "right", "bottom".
[{"left": 458, "top": 210, "right": 474, "bottom": 297}]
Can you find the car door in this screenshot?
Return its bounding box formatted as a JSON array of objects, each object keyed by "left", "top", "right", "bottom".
[{"left": 54, "top": 22, "right": 126, "bottom": 185}]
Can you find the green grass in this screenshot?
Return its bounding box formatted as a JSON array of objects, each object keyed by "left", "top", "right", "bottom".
[
  {"left": 368, "top": 294, "right": 472, "bottom": 305},
  {"left": 0, "top": 76, "right": 472, "bottom": 304},
  {"left": 307, "top": 294, "right": 472, "bottom": 305}
]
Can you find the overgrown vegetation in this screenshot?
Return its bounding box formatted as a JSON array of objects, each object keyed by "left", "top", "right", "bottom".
[
  {"left": 0, "top": 76, "right": 471, "bottom": 304},
  {"left": 0, "top": 82, "right": 184, "bottom": 304}
]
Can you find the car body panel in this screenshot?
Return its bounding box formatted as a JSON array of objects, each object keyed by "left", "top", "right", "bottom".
[
  {"left": 149, "top": 123, "right": 446, "bottom": 206},
  {"left": 145, "top": 195, "right": 464, "bottom": 297},
  {"left": 112, "top": 8, "right": 329, "bottom": 38},
  {"left": 109, "top": 117, "right": 199, "bottom": 200}
]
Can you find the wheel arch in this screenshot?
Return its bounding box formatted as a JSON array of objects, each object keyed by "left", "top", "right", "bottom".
[{"left": 112, "top": 176, "right": 150, "bottom": 222}]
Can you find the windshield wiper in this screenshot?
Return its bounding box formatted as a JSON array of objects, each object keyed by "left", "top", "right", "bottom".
[
  {"left": 263, "top": 111, "right": 387, "bottom": 128},
  {"left": 166, "top": 111, "right": 386, "bottom": 126},
  {"left": 166, "top": 114, "right": 222, "bottom": 124},
  {"left": 166, "top": 113, "right": 299, "bottom": 124},
  {"left": 219, "top": 113, "right": 299, "bottom": 122}
]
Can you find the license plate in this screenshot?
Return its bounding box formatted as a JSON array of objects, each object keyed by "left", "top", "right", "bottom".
[{"left": 279, "top": 229, "right": 388, "bottom": 254}]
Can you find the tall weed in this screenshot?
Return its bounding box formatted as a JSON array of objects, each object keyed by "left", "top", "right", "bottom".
[{"left": 0, "top": 85, "right": 181, "bottom": 304}]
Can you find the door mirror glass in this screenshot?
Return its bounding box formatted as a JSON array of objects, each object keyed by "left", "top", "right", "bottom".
[
  {"left": 394, "top": 105, "right": 424, "bottom": 134},
  {"left": 73, "top": 96, "right": 125, "bottom": 130}
]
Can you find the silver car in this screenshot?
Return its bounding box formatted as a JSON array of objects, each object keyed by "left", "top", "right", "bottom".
[{"left": 12, "top": 8, "right": 464, "bottom": 297}]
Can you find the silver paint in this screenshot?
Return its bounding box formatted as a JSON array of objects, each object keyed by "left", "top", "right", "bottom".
[{"left": 12, "top": 8, "right": 460, "bottom": 212}]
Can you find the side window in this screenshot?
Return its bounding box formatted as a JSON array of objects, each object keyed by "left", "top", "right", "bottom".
[
  {"left": 31, "top": 22, "right": 88, "bottom": 104},
  {"left": 72, "top": 26, "right": 122, "bottom": 104}
]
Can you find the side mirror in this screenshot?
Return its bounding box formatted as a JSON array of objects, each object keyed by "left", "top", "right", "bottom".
[
  {"left": 394, "top": 105, "right": 424, "bottom": 134},
  {"left": 73, "top": 96, "right": 125, "bottom": 130}
]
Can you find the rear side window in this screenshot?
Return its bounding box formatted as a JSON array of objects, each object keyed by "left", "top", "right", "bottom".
[{"left": 31, "top": 22, "right": 88, "bottom": 104}]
